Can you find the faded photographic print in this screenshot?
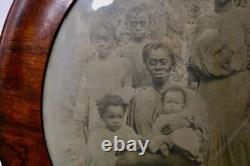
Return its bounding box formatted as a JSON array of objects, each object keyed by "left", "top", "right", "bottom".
[{"left": 43, "top": 0, "right": 250, "bottom": 165}]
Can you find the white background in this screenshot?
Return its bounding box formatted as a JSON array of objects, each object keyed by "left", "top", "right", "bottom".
[{"left": 0, "top": 0, "right": 14, "bottom": 36}]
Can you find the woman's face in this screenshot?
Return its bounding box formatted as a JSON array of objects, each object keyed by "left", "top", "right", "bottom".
[{"left": 146, "top": 48, "right": 173, "bottom": 80}]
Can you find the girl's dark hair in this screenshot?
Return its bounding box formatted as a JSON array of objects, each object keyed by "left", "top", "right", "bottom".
[
  {"left": 162, "top": 86, "right": 187, "bottom": 106},
  {"left": 96, "top": 94, "right": 128, "bottom": 117}
]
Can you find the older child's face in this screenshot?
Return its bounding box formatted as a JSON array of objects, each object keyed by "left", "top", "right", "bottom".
[
  {"left": 102, "top": 105, "right": 125, "bottom": 132},
  {"left": 146, "top": 48, "right": 173, "bottom": 79},
  {"left": 91, "top": 29, "right": 114, "bottom": 59},
  {"left": 163, "top": 91, "right": 185, "bottom": 114},
  {"left": 128, "top": 13, "right": 149, "bottom": 41}
]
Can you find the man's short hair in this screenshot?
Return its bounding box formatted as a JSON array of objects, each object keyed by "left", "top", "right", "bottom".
[
  {"left": 96, "top": 94, "right": 127, "bottom": 118},
  {"left": 142, "top": 42, "right": 176, "bottom": 66}
]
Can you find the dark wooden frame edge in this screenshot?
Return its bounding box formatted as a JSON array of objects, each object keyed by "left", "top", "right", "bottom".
[{"left": 0, "top": 0, "right": 76, "bottom": 165}]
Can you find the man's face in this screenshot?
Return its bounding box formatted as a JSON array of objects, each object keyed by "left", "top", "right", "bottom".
[
  {"left": 128, "top": 13, "right": 149, "bottom": 41},
  {"left": 146, "top": 48, "right": 173, "bottom": 79},
  {"left": 102, "top": 105, "right": 124, "bottom": 132}
]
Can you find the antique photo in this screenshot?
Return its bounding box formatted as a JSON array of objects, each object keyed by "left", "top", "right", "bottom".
[{"left": 43, "top": 0, "right": 250, "bottom": 165}]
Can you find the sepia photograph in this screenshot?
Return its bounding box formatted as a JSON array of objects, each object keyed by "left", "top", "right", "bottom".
[{"left": 42, "top": 0, "right": 250, "bottom": 165}]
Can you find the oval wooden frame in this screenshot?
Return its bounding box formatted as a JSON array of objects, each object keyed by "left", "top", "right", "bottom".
[{"left": 0, "top": 0, "right": 76, "bottom": 165}]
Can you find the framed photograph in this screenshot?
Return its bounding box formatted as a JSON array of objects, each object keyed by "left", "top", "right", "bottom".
[{"left": 1, "top": 0, "right": 250, "bottom": 166}]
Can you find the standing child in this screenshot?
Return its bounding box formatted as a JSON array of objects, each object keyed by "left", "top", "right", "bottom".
[
  {"left": 73, "top": 19, "right": 133, "bottom": 143},
  {"left": 85, "top": 94, "right": 138, "bottom": 166},
  {"left": 115, "top": 2, "right": 152, "bottom": 89}
]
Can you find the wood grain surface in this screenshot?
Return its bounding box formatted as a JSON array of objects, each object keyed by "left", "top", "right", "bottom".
[{"left": 0, "top": 0, "right": 74, "bottom": 165}]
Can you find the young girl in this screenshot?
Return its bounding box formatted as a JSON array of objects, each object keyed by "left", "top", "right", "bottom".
[
  {"left": 73, "top": 19, "right": 134, "bottom": 143},
  {"left": 149, "top": 86, "right": 207, "bottom": 164},
  {"left": 85, "top": 94, "right": 138, "bottom": 166}
]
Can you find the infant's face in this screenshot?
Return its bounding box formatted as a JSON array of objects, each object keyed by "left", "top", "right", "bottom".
[
  {"left": 163, "top": 91, "right": 185, "bottom": 114},
  {"left": 102, "top": 105, "right": 125, "bottom": 132}
]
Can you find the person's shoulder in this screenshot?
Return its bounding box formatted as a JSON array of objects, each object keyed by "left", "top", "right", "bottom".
[
  {"left": 181, "top": 87, "right": 208, "bottom": 119},
  {"left": 118, "top": 42, "right": 144, "bottom": 50},
  {"left": 116, "top": 43, "right": 134, "bottom": 51},
  {"left": 88, "top": 128, "right": 108, "bottom": 138},
  {"left": 113, "top": 45, "right": 127, "bottom": 58},
  {"left": 120, "top": 126, "right": 136, "bottom": 133},
  {"left": 132, "top": 87, "right": 154, "bottom": 100},
  {"left": 182, "top": 86, "right": 203, "bottom": 100},
  {"left": 181, "top": 86, "right": 196, "bottom": 93},
  {"left": 183, "top": 107, "right": 196, "bottom": 117},
  {"left": 108, "top": 53, "right": 127, "bottom": 63},
  {"left": 119, "top": 126, "right": 139, "bottom": 139}
]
